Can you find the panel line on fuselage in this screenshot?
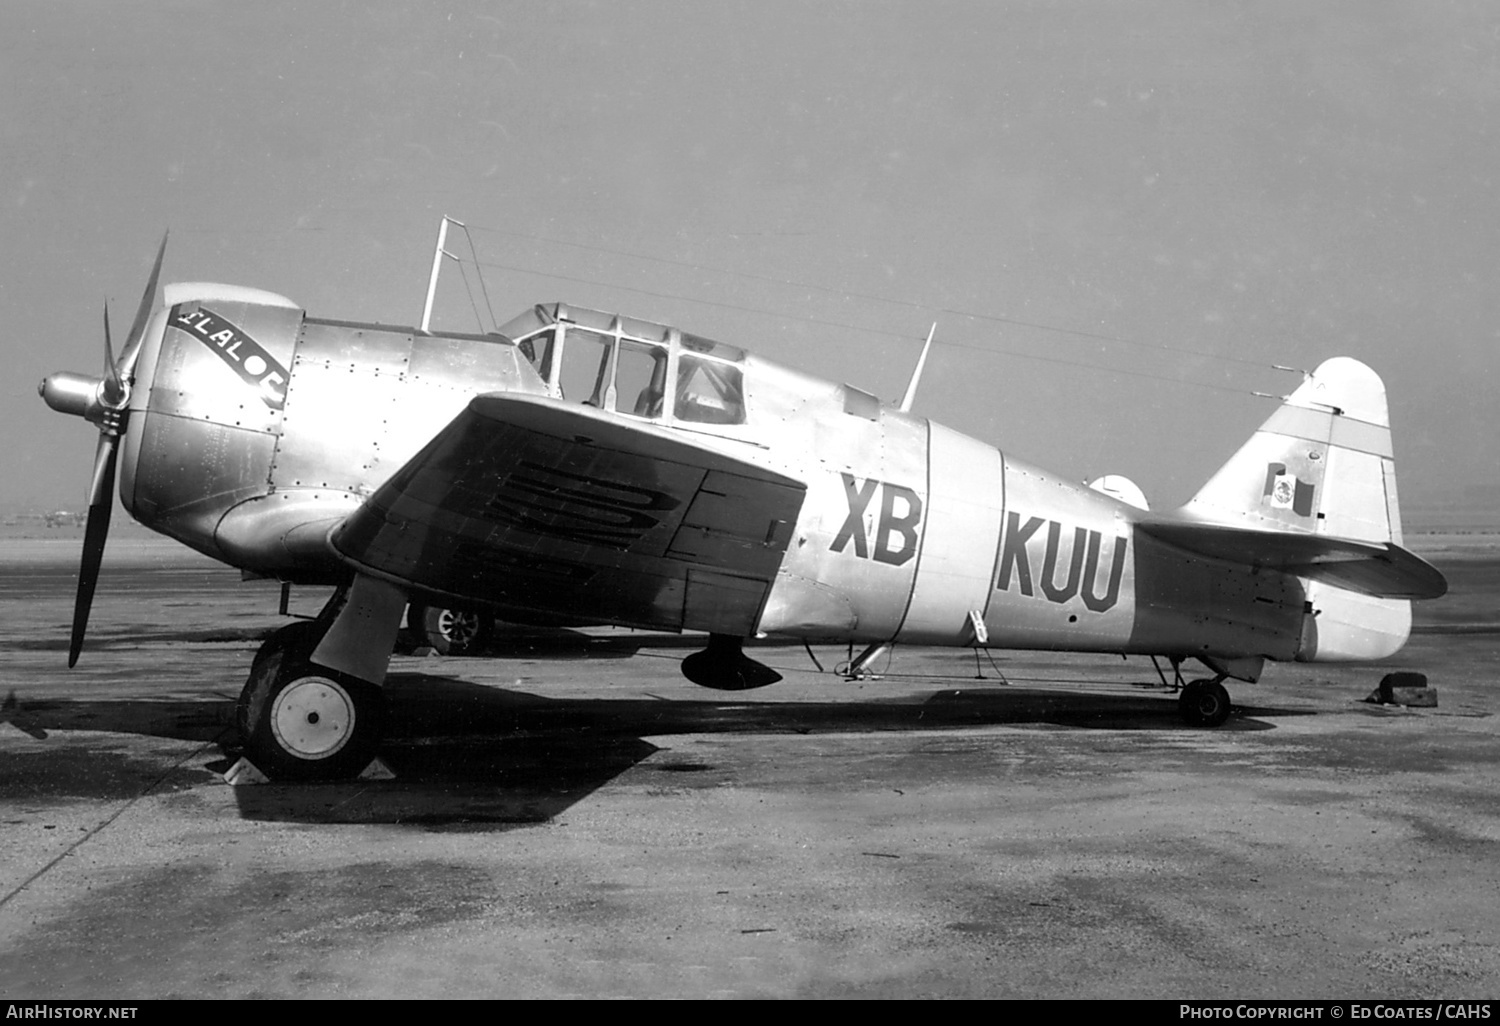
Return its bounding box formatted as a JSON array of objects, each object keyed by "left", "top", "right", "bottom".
[
  {"left": 887, "top": 416, "right": 934, "bottom": 644},
  {"left": 979, "top": 448, "right": 1009, "bottom": 632}
]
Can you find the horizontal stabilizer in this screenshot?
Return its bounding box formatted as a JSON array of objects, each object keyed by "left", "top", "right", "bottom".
[{"left": 1137, "top": 519, "right": 1446, "bottom": 600}]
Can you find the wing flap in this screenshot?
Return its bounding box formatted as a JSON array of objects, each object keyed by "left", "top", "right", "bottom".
[
  {"left": 333, "top": 394, "right": 807, "bottom": 635},
  {"left": 1137, "top": 519, "right": 1446, "bottom": 600},
  {"left": 668, "top": 469, "right": 798, "bottom": 569}
]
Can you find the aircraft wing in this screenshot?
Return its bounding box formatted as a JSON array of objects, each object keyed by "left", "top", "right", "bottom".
[
  {"left": 330, "top": 393, "right": 807, "bottom": 635},
  {"left": 1136, "top": 519, "right": 1447, "bottom": 600}
]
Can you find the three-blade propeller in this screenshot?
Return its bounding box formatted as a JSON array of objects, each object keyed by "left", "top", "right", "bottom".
[{"left": 55, "top": 234, "right": 168, "bottom": 666}]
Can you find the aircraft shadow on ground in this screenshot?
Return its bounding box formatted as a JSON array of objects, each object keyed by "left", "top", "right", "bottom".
[
  {"left": 3, "top": 626, "right": 274, "bottom": 653},
  {"left": 228, "top": 676, "right": 1298, "bottom": 829},
  {"left": 379, "top": 671, "right": 1300, "bottom": 739},
  {"left": 3, "top": 669, "right": 1302, "bottom": 830}
]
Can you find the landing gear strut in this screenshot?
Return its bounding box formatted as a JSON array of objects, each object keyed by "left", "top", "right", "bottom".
[
  {"left": 237, "top": 618, "right": 386, "bottom": 781},
  {"left": 1178, "top": 677, "right": 1232, "bottom": 728}
]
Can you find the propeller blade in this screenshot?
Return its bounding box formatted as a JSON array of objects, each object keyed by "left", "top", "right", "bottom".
[
  {"left": 101, "top": 302, "right": 125, "bottom": 408},
  {"left": 117, "top": 230, "right": 168, "bottom": 379},
  {"left": 70, "top": 437, "right": 119, "bottom": 667},
  {"left": 86, "top": 432, "right": 116, "bottom": 507}
]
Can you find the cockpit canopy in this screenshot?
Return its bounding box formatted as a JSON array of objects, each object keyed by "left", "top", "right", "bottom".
[{"left": 497, "top": 303, "right": 747, "bottom": 427}]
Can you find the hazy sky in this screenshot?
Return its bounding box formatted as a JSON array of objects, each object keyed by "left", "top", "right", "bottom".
[{"left": 5, "top": 1, "right": 1497, "bottom": 520}]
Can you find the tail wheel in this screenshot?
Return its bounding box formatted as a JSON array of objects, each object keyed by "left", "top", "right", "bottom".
[
  {"left": 1179, "top": 678, "right": 1232, "bottom": 728},
  {"left": 407, "top": 603, "right": 492, "bottom": 656},
  {"left": 237, "top": 643, "right": 385, "bottom": 781}
]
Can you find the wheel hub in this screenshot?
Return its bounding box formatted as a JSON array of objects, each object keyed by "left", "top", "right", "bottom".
[
  {"left": 270, "top": 675, "right": 355, "bottom": 759},
  {"left": 437, "top": 609, "right": 482, "bottom": 646}
]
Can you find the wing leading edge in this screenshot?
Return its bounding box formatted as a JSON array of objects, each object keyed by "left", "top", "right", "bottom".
[
  {"left": 1136, "top": 519, "right": 1447, "bottom": 600},
  {"left": 331, "top": 394, "right": 807, "bottom": 634}
]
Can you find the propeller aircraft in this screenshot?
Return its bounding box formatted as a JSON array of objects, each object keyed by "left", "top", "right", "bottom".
[{"left": 39, "top": 234, "right": 1447, "bottom": 780}]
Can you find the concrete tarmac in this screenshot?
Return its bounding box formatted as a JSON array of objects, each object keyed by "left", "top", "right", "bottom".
[{"left": 1, "top": 535, "right": 1497, "bottom": 999}]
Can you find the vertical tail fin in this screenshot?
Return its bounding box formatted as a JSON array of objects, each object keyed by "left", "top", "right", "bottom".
[
  {"left": 1181, "top": 357, "right": 1402, "bottom": 544},
  {"left": 1180, "top": 358, "right": 1415, "bottom": 661}
]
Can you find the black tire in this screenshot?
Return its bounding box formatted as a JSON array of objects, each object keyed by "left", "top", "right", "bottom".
[
  {"left": 236, "top": 644, "right": 385, "bottom": 781},
  {"left": 248, "top": 619, "right": 326, "bottom": 678},
  {"left": 1179, "top": 678, "right": 1232, "bottom": 728},
  {"left": 407, "top": 603, "right": 492, "bottom": 656}
]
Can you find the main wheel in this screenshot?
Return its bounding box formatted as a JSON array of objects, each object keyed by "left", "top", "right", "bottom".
[
  {"left": 237, "top": 645, "right": 385, "bottom": 781},
  {"left": 407, "top": 603, "right": 492, "bottom": 656},
  {"left": 1179, "top": 678, "right": 1232, "bottom": 728}
]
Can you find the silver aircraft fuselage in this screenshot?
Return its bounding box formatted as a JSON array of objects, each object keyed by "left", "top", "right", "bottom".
[{"left": 104, "top": 284, "right": 1407, "bottom": 666}]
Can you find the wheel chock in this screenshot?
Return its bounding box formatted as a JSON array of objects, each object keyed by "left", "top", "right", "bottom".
[
  {"left": 358, "top": 757, "right": 396, "bottom": 780},
  {"left": 0, "top": 721, "right": 46, "bottom": 740},
  {"left": 0, "top": 692, "right": 48, "bottom": 739},
  {"left": 222, "top": 756, "right": 394, "bottom": 784},
  {"left": 1364, "top": 671, "right": 1438, "bottom": 708},
  {"left": 222, "top": 757, "right": 271, "bottom": 786},
  {"left": 1368, "top": 672, "right": 1434, "bottom": 705}
]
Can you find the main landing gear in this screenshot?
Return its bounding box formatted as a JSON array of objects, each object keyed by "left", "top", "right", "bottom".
[
  {"left": 236, "top": 619, "right": 387, "bottom": 781},
  {"left": 236, "top": 576, "right": 406, "bottom": 782},
  {"left": 1178, "top": 677, "right": 1232, "bottom": 728}
]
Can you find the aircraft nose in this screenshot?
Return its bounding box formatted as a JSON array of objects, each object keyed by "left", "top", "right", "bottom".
[{"left": 39, "top": 371, "right": 102, "bottom": 420}]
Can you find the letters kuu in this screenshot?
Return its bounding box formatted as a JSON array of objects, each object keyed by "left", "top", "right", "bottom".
[{"left": 997, "top": 511, "right": 1127, "bottom": 613}]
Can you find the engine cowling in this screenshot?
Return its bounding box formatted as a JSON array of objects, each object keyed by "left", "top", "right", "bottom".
[{"left": 119, "top": 283, "right": 305, "bottom": 562}]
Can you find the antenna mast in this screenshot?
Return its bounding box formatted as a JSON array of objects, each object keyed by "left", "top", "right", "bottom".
[
  {"left": 419, "top": 215, "right": 462, "bottom": 334},
  {"left": 899, "top": 323, "right": 938, "bottom": 413}
]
